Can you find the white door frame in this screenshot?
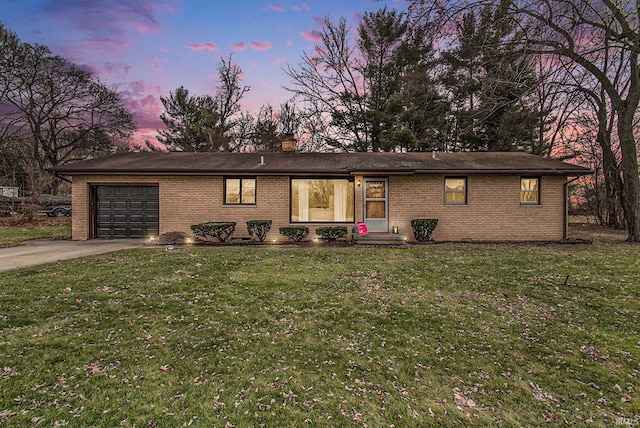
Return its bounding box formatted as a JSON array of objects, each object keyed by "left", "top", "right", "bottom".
[{"left": 363, "top": 177, "right": 389, "bottom": 233}]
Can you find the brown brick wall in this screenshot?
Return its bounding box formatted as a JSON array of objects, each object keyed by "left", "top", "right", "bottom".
[
  {"left": 387, "top": 175, "right": 565, "bottom": 241},
  {"left": 71, "top": 174, "right": 567, "bottom": 241}
]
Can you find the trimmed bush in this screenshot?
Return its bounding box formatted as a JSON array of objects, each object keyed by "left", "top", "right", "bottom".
[
  {"left": 246, "top": 220, "right": 272, "bottom": 242},
  {"left": 279, "top": 226, "right": 309, "bottom": 242},
  {"left": 316, "top": 226, "right": 347, "bottom": 241},
  {"left": 410, "top": 219, "right": 438, "bottom": 242},
  {"left": 191, "top": 222, "right": 237, "bottom": 242}
]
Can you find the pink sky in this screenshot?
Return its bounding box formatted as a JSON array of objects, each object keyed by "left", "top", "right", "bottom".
[{"left": 1, "top": 0, "right": 405, "bottom": 146}]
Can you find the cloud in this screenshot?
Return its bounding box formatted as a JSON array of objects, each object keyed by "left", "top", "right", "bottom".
[
  {"left": 76, "top": 63, "right": 100, "bottom": 75},
  {"left": 232, "top": 42, "right": 247, "bottom": 52},
  {"left": 271, "top": 56, "right": 286, "bottom": 65},
  {"left": 118, "top": 81, "right": 165, "bottom": 130},
  {"left": 188, "top": 42, "right": 219, "bottom": 52},
  {"left": 37, "top": 0, "right": 174, "bottom": 63},
  {"left": 250, "top": 40, "right": 272, "bottom": 51},
  {"left": 270, "top": 4, "right": 284, "bottom": 12},
  {"left": 42, "top": 0, "right": 171, "bottom": 38},
  {"left": 292, "top": 3, "right": 310, "bottom": 11},
  {"left": 301, "top": 29, "right": 322, "bottom": 42},
  {"left": 101, "top": 62, "right": 132, "bottom": 74}
]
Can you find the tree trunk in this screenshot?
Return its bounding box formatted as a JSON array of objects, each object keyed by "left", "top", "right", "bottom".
[
  {"left": 617, "top": 112, "right": 640, "bottom": 241},
  {"left": 596, "top": 102, "right": 626, "bottom": 229}
]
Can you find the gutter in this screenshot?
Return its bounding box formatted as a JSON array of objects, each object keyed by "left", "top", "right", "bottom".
[
  {"left": 563, "top": 176, "right": 582, "bottom": 240},
  {"left": 54, "top": 172, "right": 72, "bottom": 184}
]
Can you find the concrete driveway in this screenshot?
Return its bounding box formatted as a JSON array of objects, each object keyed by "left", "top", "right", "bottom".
[{"left": 0, "top": 239, "right": 147, "bottom": 272}]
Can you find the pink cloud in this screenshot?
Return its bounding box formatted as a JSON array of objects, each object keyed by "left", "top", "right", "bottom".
[
  {"left": 250, "top": 40, "right": 272, "bottom": 51},
  {"left": 301, "top": 29, "right": 322, "bottom": 42},
  {"left": 43, "top": 0, "right": 168, "bottom": 38},
  {"left": 188, "top": 42, "right": 219, "bottom": 52},
  {"left": 272, "top": 56, "right": 286, "bottom": 65},
  {"left": 97, "top": 62, "right": 132, "bottom": 76},
  {"left": 119, "top": 86, "right": 165, "bottom": 130},
  {"left": 270, "top": 4, "right": 284, "bottom": 12},
  {"left": 232, "top": 42, "right": 247, "bottom": 52},
  {"left": 292, "top": 3, "right": 310, "bottom": 11}
]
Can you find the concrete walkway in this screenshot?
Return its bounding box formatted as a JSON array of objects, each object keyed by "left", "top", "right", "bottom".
[{"left": 0, "top": 239, "right": 147, "bottom": 272}]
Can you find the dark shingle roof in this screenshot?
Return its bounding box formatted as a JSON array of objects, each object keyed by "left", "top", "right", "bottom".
[{"left": 50, "top": 151, "right": 592, "bottom": 176}]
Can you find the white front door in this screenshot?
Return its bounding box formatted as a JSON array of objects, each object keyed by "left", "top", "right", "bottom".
[{"left": 364, "top": 178, "right": 388, "bottom": 232}]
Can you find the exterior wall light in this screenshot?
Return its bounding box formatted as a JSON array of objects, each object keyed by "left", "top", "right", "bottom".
[{"left": 392, "top": 222, "right": 398, "bottom": 234}]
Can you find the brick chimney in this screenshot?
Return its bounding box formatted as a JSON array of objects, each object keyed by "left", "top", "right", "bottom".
[{"left": 281, "top": 133, "right": 297, "bottom": 152}]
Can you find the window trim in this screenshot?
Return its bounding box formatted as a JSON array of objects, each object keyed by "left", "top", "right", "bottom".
[
  {"left": 289, "top": 177, "right": 355, "bottom": 224},
  {"left": 444, "top": 176, "right": 468, "bottom": 206},
  {"left": 223, "top": 176, "right": 257, "bottom": 206},
  {"left": 520, "top": 176, "right": 541, "bottom": 205}
]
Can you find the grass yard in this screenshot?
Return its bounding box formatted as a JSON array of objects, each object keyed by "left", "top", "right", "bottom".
[
  {"left": 1, "top": 236, "right": 639, "bottom": 427},
  {"left": 0, "top": 217, "right": 71, "bottom": 248}
]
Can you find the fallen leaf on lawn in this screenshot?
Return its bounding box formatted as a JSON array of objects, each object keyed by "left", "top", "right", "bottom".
[
  {"left": 454, "top": 392, "right": 477, "bottom": 408},
  {"left": 85, "top": 363, "right": 101, "bottom": 374},
  {"left": 0, "top": 410, "right": 16, "bottom": 419},
  {"left": 159, "top": 365, "right": 169, "bottom": 372}
]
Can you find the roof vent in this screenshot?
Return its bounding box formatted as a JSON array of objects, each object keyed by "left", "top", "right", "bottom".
[
  {"left": 260, "top": 155, "right": 265, "bottom": 165},
  {"left": 432, "top": 150, "right": 437, "bottom": 159}
]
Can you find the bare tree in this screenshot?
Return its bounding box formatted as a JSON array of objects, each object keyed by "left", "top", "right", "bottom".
[
  {"left": 1, "top": 24, "right": 135, "bottom": 195},
  {"left": 211, "top": 55, "right": 250, "bottom": 151},
  {"left": 285, "top": 17, "right": 370, "bottom": 151}
]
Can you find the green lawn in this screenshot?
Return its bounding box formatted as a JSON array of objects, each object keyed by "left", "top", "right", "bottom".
[
  {"left": 0, "top": 218, "right": 71, "bottom": 248},
  {"left": 0, "top": 240, "right": 638, "bottom": 426}
]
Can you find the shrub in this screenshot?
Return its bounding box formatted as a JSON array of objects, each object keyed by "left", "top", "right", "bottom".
[
  {"left": 410, "top": 219, "right": 438, "bottom": 242},
  {"left": 158, "top": 231, "right": 188, "bottom": 245},
  {"left": 316, "top": 226, "right": 347, "bottom": 241},
  {"left": 191, "top": 222, "right": 237, "bottom": 242},
  {"left": 279, "top": 226, "right": 309, "bottom": 242},
  {"left": 246, "top": 220, "right": 272, "bottom": 242}
]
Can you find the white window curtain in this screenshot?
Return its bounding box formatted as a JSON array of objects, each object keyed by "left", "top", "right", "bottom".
[
  {"left": 298, "top": 181, "right": 309, "bottom": 221},
  {"left": 333, "top": 180, "right": 347, "bottom": 222}
]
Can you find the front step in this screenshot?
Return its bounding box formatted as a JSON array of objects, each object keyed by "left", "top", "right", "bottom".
[{"left": 353, "top": 233, "right": 408, "bottom": 246}]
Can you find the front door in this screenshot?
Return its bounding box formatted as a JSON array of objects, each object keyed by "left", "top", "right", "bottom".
[{"left": 364, "top": 178, "right": 388, "bottom": 232}]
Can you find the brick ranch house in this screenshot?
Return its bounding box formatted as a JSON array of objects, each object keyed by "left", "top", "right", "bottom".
[{"left": 50, "top": 151, "right": 591, "bottom": 242}]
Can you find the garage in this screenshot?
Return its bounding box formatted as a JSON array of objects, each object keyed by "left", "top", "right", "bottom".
[{"left": 93, "top": 185, "right": 159, "bottom": 239}]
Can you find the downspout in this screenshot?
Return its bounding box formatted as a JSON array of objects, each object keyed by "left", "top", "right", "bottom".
[{"left": 563, "top": 176, "right": 581, "bottom": 240}]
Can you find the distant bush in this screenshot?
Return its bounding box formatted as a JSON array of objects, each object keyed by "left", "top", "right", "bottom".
[
  {"left": 246, "top": 220, "right": 272, "bottom": 242},
  {"left": 279, "top": 226, "right": 309, "bottom": 242},
  {"left": 410, "top": 219, "right": 438, "bottom": 242},
  {"left": 316, "top": 226, "right": 347, "bottom": 241},
  {"left": 191, "top": 222, "right": 236, "bottom": 242}
]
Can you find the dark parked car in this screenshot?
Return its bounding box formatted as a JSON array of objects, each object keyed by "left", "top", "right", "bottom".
[{"left": 40, "top": 204, "right": 72, "bottom": 217}]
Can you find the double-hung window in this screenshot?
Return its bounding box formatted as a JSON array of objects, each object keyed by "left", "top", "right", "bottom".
[
  {"left": 224, "top": 177, "right": 256, "bottom": 205},
  {"left": 444, "top": 177, "right": 467, "bottom": 205},
  {"left": 520, "top": 177, "right": 540, "bottom": 205}
]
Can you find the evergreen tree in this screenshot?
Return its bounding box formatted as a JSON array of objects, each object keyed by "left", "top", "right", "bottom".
[{"left": 158, "top": 86, "right": 217, "bottom": 152}]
